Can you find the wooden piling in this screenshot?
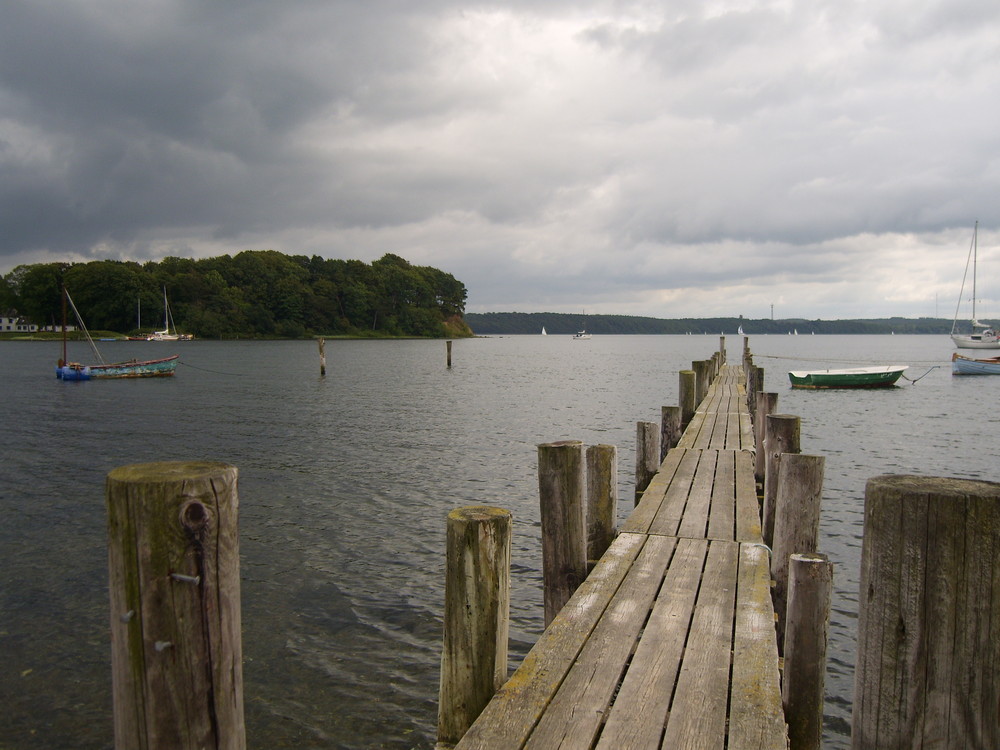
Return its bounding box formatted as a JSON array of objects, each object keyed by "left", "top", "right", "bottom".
[
  {"left": 586, "top": 444, "right": 617, "bottom": 564},
  {"left": 754, "top": 392, "right": 779, "bottom": 482},
  {"left": 762, "top": 414, "right": 800, "bottom": 548},
  {"left": 660, "top": 405, "right": 682, "bottom": 460},
  {"left": 447, "top": 340, "right": 453, "bottom": 368},
  {"left": 692, "top": 360, "right": 709, "bottom": 405},
  {"left": 318, "top": 337, "right": 326, "bottom": 376},
  {"left": 634, "top": 421, "right": 660, "bottom": 504},
  {"left": 783, "top": 552, "right": 833, "bottom": 750},
  {"left": 771, "top": 453, "right": 825, "bottom": 647},
  {"left": 679, "top": 370, "right": 696, "bottom": 428},
  {"left": 106, "top": 461, "right": 245, "bottom": 750},
  {"left": 719, "top": 335, "right": 726, "bottom": 364},
  {"left": 438, "top": 506, "right": 512, "bottom": 746},
  {"left": 852, "top": 475, "right": 1000, "bottom": 749},
  {"left": 538, "top": 441, "right": 587, "bottom": 626}
]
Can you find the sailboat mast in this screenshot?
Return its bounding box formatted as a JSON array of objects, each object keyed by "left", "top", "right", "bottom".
[
  {"left": 61, "top": 286, "right": 67, "bottom": 365},
  {"left": 972, "top": 221, "right": 978, "bottom": 323}
]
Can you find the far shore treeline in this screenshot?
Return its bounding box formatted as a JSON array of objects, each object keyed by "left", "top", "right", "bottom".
[
  {"left": 464, "top": 311, "right": 970, "bottom": 336},
  {"left": 1, "top": 251, "right": 471, "bottom": 339}
]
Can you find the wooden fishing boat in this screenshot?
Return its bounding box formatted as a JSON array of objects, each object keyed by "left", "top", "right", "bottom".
[
  {"left": 951, "top": 352, "right": 1000, "bottom": 376},
  {"left": 788, "top": 365, "right": 907, "bottom": 389},
  {"left": 55, "top": 288, "right": 179, "bottom": 380}
]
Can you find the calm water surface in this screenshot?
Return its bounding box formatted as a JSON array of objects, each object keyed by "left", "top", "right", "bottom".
[{"left": 1, "top": 334, "right": 997, "bottom": 748}]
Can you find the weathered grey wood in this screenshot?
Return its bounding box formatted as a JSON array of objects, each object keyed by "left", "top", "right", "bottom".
[
  {"left": 730, "top": 542, "right": 788, "bottom": 748},
  {"left": 454, "top": 533, "right": 646, "bottom": 749},
  {"left": 719, "top": 334, "right": 726, "bottom": 364},
  {"left": 595, "top": 538, "right": 708, "bottom": 748},
  {"left": 771, "top": 453, "right": 825, "bottom": 648},
  {"left": 524, "top": 535, "right": 678, "bottom": 749},
  {"left": 679, "top": 370, "right": 696, "bottom": 428},
  {"left": 783, "top": 552, "right": 832, "bottom": 750},
  {"left": 735, "top": 450, "right": 764, "bottom": 542},
  {"left": 318, "top": 337, "right": 326, "bottom": 375},
  {"left": 106, "top": 461, "right": 245, "bottom": 750},
  {"left": 707, "top": 448, "right": 736, "bottom": 541},
  {"left": 438, "top": 506, "right": 512, "bottom": 745},
  {"left": 634, "top": 420, "right": 660, "bottom": 503},
  {"left": 586, "top": 444, "right": 617, "bottom": 564},
  {"left": 692, "top": 360, "right": 709, "bottom": 405},
  {"left": 661, "top": 405, "right": 682, "bottom": 459},
  {"left": 754, "top": 392, "right": 779, "bottom": 481},
  {"left": 853, "top": 475, "right": 1000, "bottom": 750},
  {"left": 762, "top": 414, "right": 800, "bottom": 547},
  {"left": 620, "top": 448, "right": 686, "bottom": 535},
  {"left": 537, "top": 441, "right": 587, "bottom": 626}
]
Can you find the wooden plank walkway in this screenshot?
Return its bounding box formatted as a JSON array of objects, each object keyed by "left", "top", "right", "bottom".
[{"left": 454, "top": 363, "right": 787, "bottom": 750}]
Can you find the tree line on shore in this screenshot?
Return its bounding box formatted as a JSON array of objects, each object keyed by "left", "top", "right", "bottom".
[
  {"left": 464, "top": 311, "right": 965, "bottom": 335},
  {"left": 1, "top": 251, "right": 470, "bottom": 339}
]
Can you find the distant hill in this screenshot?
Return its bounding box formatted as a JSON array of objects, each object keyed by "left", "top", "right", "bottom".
[{"left": 464, "top": 312, "right": 967, "bottom": 336}]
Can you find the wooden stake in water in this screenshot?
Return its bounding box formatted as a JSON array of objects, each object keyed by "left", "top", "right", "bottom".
[
  {"left": 586, "top": 444, "right": 617, "bottom": 564},
  {"left": 106, "top": 461, "right": 245, "bottom": 750},
  {"left": 538, "top": 441, "right": 587, "bottom": 626},
  {"left": 447, "top": 340, "right": 453, "bottom": 368},
  {"left": 318, "top": 337, "right": 326, "bottom": 376}
]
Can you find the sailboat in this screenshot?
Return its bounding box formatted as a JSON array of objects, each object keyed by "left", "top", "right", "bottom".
[
  {"left": 951, "top": 221, "right": 999, "bottom": 349},
  {"left": 55, "top": 288, "right": 179, "bottom": 380},
  {"left": 541, "top": 326, "right": 547, "bottom": 335},
  {"left": 148, "top": 287, "right": 193, "bottom": 341}
]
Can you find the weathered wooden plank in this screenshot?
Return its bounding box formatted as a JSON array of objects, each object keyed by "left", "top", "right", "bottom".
[
  {"left": 648, "top": 450, "right": 702, "bottom": 537},
  {"left": 735, "top": 450, "right": 763, "bottom": 543},
  {"left": 676, "top": 450, "right": 716, "bottom": 539},
  {"left": 660, "top": 540, "right": 740, "bottom": 748},
  {"left": 707, "top": 449, "right": 736, "bottom": 541},
  {"left": 454, "top": 533, "right": 647, "bottom": 749},
  {"left": 623, "top": 450, "right": 686, "bottom": 534},
  {"left": 594, "top": 538, "right": 709, "bottom": 749},
  {"left": 523, "top": 535, "right": 679, "bottom": 750},
  {"left": 729, "top": 543, "right": 788, "bottom": 748}
]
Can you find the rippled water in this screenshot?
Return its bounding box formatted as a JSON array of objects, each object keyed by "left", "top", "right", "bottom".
[{"left": 1, "top": 334, "right": 996, "bottom": 748}]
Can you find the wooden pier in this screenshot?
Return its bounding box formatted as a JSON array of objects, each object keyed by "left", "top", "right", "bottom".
[{"left": 452, "top": 363, "right": 787, "bottom": 749}]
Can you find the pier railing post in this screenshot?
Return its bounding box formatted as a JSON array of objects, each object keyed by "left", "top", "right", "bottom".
[
  {"left": 634, "top": 421, "right": 660, "bottom": 504},
  {"left": 754, "top": 392, "right": 779, "bottom": 483},
  {"left": 783, "top": 552, "right": 833, "bottom": 750},
  {"left": 660, "top": 405, "right": 682, "bottom": 460},
  {"left": 719, "top": 335, "right": 726, "bottom": 364},
  {"left": 538, "top": 441, "right": 587, "bottom": 626},
  {"left": 586, "top": 444, "right": 617, "bottom": 565},
  {"left": 771, "top": 454, "right": 825, "bottom": 649},
  {"left": 679, "top": 370, "right": 696, "bottom": 428},
  {"left": 692, "top": 360, "right": 709, "bottom": 404},
  {"left": 762, "top": 414, "right": 801, "bottom": 548},
  {"left": 106, "top": 461, "right": 245, "bottom": 750},
  {"left": 852, "top": 475, "right": 1000, "bottom": 749},
  {"left": 438, "top": 506, "right": 512, "bottom": 746}
]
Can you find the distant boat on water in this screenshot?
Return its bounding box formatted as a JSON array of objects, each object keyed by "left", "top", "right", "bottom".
[
  {"left": 541, "top": 326, "right": 547, "bottom": 335},
  {"left": 572, "top": 330, "right": 592, "bottom": 340},
  {"left": 952, "top": 352, "right": 1000, "bottom": 375},
  {"left": 951, "top": 221, "right": 999, "bottom": 349},
  {"left": 148, "top": 287, "right": 193, "bottom": 341},
  {"left": 788, "top": 365, "right": 907, "bottom": 389},
  {"left": 55, "top": 288, "right": 179, "bottom": 381}
]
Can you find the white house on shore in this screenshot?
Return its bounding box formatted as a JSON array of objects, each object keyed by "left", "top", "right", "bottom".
[{"left": 0, "top": 313, "right": 75, "bottom": 333}]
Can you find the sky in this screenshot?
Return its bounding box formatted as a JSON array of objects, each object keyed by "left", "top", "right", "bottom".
[{"left": 2, "top": 0, "right": 999, "bottom": 320}]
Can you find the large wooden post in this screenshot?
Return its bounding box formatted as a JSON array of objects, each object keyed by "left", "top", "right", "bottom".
[
  {"left": 771, "top": 453, "right": 825, "bottom": 648},
  {"left": 754, "top": 392, "right": 779, "bottom": 482},
  {"left": 318, "top": 337, "right": 326, "bottom": 376},
  {"left": 692, "top": 360, "right": 709, "bottom": 405},
  {"left": 538, "top": 441, "right": 587, "bottom": 626},
  {"left": 634, "top": 421, "right": 660, "bottom": 504},
  {"left": 762, "top": 414, "right": 800, "bottom": 548},
  {"left": 446, "top": 340, "right": 453, "bottom": 368},
  {"left": 719, "top": 334, "right": 726, "bottom": 364},
  {"left": 106, "top": 461, "right": 245, "bottom": 750},
  {"left": 783, "top": 552, "right": 833, "bottom": 750},
  {"left": 852, "top": 475, "right": 1000, "bottom": 749},
  {"left": 660, "top": 405, "right": 682, "bottom": 460},
  {"left": 586, "top": 444, "right": 617, "bottom": 564},
  {"left": 679, "top": 370, "right": 696, "bottom": 428},
  {"left": 438, "top": 506, "right": 512, "bottom": 746}
]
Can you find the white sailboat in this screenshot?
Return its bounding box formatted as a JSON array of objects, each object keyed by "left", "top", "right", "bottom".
[
  {"left": 148, "top": 287, "right": 192, "bottom": 341},
  {"left": 951, "top": 221, "right": 999, "bottom": 349},
  {"left": 541, "top": 326, "right": 547, "bottom": 335}
]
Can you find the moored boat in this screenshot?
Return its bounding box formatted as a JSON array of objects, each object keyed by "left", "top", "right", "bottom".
[
  {"left": 788, "top": 365, "right": 908, "bottom": 389},
  {"left": 950, "top": 221, "right": 999, "bottom": 349},
  {"left": 572, "top": 330, "right": 591, "bottom": 340},
  {"left": 951, "top": 352, "right": 1000, "bottom": 376}
]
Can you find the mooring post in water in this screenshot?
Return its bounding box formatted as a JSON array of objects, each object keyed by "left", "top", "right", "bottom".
[
  {"left": 106, "top": 461, "right": 245, "bottom": 750},
  {"left": 318, "top": 337, "right": 326, "bottom": 376},
  {"left": 446, "top": 340, "right": 453, "bottom": 368},
  {"left": 852, "top": 475, "right": 1000, "bottom": 750},
  {"left": 719, "top": 334, "right": 726, "bottom": 364},
  {"left": 634, "top": 421, "right": 660, "bottom": 504},
  {"left": 586, "top": 444, "right": 617, "bottom": 566},
  {"left": 691, "top": 360, "right": 709, "bottom": 405},
  {"left": 660, "top": 405, "right": 681, "bottom": 460},
  {"left": 538, "top": 440, "right": 587, "bottom": 626},
  {"left": 679, "top": 370, "right": 696, "bottom": 428},
  {"left": 438, "top": 506, "right": 512, "bottom": 746},
  {"left": 783, "top": 552, "right": 833, "bottom": 750},
  {"left": 762, "top": 414, "right": 801, "bottom": 548}
]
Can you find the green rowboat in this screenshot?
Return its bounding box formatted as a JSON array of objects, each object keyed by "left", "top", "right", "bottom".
[{"left": 788, "top": 365, "right": 907, "bottom": 389}]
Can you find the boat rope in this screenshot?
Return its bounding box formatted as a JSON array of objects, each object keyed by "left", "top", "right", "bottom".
[
  {"left": 178, "top": 362, "right": 246, "bottom": 376},
  {"left": 752, "top": 354, "right": 945, "bottom": 366},
  {"left": 900, "top": 366, "right": 942, "bottom": 384}
]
